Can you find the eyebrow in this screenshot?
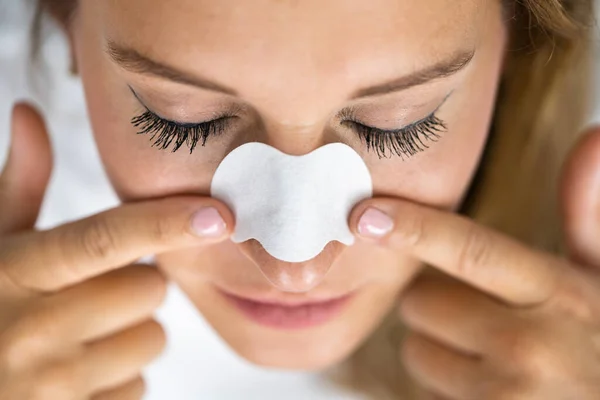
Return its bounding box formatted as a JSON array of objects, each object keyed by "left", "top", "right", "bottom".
[{"left": 106, "top": 40, "right": 475, "bottom": 99}]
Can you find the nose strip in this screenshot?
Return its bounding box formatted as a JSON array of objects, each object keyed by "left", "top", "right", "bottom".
[{"left": 210, "top": 142, "right": 373, "bottom": 263}]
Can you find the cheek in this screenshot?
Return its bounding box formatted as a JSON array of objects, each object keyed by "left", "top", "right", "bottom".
[
  {"left": 369, "top": 37, "right": 505, "bottom": 211},
  {"left": 78, "top": 70, "right": 216, "bottom": 201},
  {"left": 76, "top": 69, "right": 218, "bottom": 201},
  {"left": 72, "top": 6, "right": 220, "bottom": 201},
  {"left": 72, "top": 0, "right": 504, "bottom": 210},
  {"left": 367, "top": 96, "right": 490, "bottom": 212}
]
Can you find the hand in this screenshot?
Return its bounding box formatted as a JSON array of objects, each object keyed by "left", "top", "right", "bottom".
[
  {"left": 0, "top": 103, "right": 233, "bottom": 399},
  {"left": 350, "top": 128, "right": 600, "bottom": 399}
]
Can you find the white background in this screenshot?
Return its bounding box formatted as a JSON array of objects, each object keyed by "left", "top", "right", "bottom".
[
  {"left": 0, "top": 2, "right": 369, "bottom": 399},
  {"left": 0, "top": 1, "right": 599, "bottom": 399}
]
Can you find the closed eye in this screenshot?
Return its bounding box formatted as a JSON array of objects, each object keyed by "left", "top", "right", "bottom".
[{"left": 342, "top": 111, "right": 447, "bottom": 159}]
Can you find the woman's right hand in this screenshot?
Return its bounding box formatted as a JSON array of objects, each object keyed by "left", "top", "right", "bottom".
[{"left": 0, "top": 103, "right": 233, "bottom": 399}]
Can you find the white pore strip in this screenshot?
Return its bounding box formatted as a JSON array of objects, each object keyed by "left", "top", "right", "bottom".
[{"left": 210, "top": 142, "right": 373, "bottom": 262}]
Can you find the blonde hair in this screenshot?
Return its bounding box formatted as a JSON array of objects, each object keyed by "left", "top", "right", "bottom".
[
  {"left": 337, "top": 1, "right": 595, "bottom": 398},
  {"left": 35, "top": 0, "right": 595, "bottom": 398}
]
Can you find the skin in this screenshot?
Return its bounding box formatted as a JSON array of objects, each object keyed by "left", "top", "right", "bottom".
[
  {"left": 2, "top": 0, "right": 599, "bottom": 398},
  {"left": 348, "top": 129, "right": 600, "bottom": 398},
  {"left": 1, "top": 106, "right": 600, "bottom": 400},
  {"left": 0, "top": 104, "right": 235, "bottom": 398},
  {"left": 70, "top": 0, "right": 506, "bottom": 369}
]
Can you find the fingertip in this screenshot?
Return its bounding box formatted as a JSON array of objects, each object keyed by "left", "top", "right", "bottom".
[
  {"left": 12, "top": 100, "right": 44, "bottom": 133},
  {"left": 348, "top": 198, "right": 373, "bottom": 234},
  {"left": 190, "top": 207, "right": 228, "bottom": 238},
  {"left": 204, "top": 196, "right": 236, "bottom": 236},
  {"left": 213, "top": 198, "right": 236, "bottom": 235},
  {"left": 349, "top": 197, "right": 398, "bottom": 238},
  {"left": 560, "top": 126, "right": 600, "bottom": 216},
  {"left": 11, "top": 100, "right": 53, "bottom": 166},
  {"left": 184, "top": 196, "right": 236, "bottom": 240},
  {"left": 0, "top": 101, "right": 53, "bottom": 233},
  {"left": 561, "top": 125, "right": 600, "bottom": 178},
  {"left": 559, "top": 126, "right": 600, "bottom": 265}
]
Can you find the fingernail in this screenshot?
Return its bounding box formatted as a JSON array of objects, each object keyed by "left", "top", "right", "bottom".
[
  {"left": 357, "top": 207, "right": 394, "bottom": 238},
  {"left": 191, "top": 207, "right": 227, "bottom": 237}
]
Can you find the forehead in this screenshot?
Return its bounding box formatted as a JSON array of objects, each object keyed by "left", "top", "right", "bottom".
[
  {"left": 87, "top": 0, "right": 497, "bottom": 116},
  {"left": 97, "top": 0, "right": 484, "bottom": 64}
]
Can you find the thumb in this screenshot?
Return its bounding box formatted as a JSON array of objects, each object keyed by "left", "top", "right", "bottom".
[
  {"left": 0, "top": 102, "right": 53, "bottom": 235},
  {"left": 559, "top": 126, "right": 600, "bottom": 268}
]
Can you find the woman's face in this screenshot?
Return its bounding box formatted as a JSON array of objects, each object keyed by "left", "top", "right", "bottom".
[{"left": 68, "top": 0, "right": 507, "bottom": 369}]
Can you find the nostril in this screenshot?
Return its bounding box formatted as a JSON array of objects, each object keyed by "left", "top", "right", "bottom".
[
  {"left": 237, "top": 240, "right": 344, "bottom": 293},
  {"left": 261, "top": 262, "right": 326, "bottom": 292}
]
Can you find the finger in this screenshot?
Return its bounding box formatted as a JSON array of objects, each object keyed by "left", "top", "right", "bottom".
[
  {"left": 351, "top": 199, "right": 562, "bottom": 305},
  {"left": 25, "top": 265, "right": 167, "bottom": 347},
  {"left": 0, "top": 266, "right": 166, "bottom": 373},
  {"left": 401, "top": 330, "right": 482, "bottom": 400},
  {"left": 82, "top": 319, "right": 165, "bottom": 395},
  {"left": 0, "top": 196, "right": 234, "bottom": 292},
  {"left": 417, "top": 391, "right": 453, "bottom": 400},
  {"left": 560, "top": 127, "right": 600, "bottom": 268},
  {"left": 399, "top": 272, "right": 511, "bottom": 356},
  {"left": 419, "top": 392, "right": 454, "bottom": 400},
  {"left": 91, "top": 376, "right": 145, "bottom": 400},
  {"left": 0, "top": 102, "right": 53, "bottom": 235}
]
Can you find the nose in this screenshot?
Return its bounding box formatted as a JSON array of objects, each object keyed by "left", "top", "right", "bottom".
[{"left": 237, "top": 240, "right": 345, "bottom": 292}]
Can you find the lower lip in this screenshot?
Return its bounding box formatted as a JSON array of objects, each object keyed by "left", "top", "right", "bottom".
[{"left": 220, "top": 292, "right": 354, "bottom": 330}]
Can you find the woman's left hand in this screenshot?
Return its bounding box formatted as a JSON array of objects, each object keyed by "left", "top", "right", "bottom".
[{"left": 350, "top": 129, "right": 600, "bottom": 400}]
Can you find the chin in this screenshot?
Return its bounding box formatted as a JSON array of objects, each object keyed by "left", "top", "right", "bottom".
[
  {"left": 209, "top": 315, "right": 372, "bottom": 371},
  {"left": 204, "top": 306, "right": 378, "bottom": 371},
  {"left": 232, "top": 335, "right": 359, "bottom": 371}
]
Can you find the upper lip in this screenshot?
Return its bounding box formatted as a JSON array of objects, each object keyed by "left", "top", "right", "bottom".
[
  {"left": 217, "top": 287, "right": 355, "bottom": 307},
  {"left": 236, "top": 240, "right": 346, "bottom": 292}
]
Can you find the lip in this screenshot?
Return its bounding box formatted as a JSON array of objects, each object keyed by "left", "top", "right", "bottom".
[{"left": 218, "top": 289, "right": 355, "bottom": 330}]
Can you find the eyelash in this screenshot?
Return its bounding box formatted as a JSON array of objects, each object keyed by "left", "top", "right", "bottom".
[
  {"left": 131, "top": 110, "right": 232, "bottom": 154},
  {"left": 340, "top": 111, "right": 447, "bottom": 159},
  {"left": 131, "top": 108, "right": 447, "bottom": 159}
]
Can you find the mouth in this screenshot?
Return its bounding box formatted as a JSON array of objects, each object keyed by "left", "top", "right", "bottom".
[{"left": 217, "top": 288, "right": 355, "bottom": 330}]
